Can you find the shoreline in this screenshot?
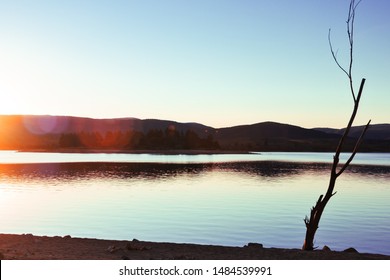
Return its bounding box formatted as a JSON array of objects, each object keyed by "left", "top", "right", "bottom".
[
  {"left": 11, "top": 148, "right": 390, "bottom": 154},
  {"left": 1, "top": 233, "right": 389, "bottom": 260},
  {"left": 15, "top": 149, "right": 251, "bottom": 155}
]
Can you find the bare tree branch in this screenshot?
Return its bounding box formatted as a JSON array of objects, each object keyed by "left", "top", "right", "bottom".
[
  {"left": 328, "top": 0, "right": 362, "bottom": 103},
  {"left": 328, "top": 29, "right": 350, "bottom": 78},
  {"left": 337, "top": 119, "right": 371, "bottom": 177},
  {"left": 333, "top": 78, "right": 366, "bottom": 164},
  {"left": 302, "top": 0, "right": 370, "bottom": 251}
]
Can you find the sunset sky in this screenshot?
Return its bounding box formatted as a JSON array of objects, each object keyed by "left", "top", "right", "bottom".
[{"left": 0, "top": 0, "right": 388, "bottom": 128}]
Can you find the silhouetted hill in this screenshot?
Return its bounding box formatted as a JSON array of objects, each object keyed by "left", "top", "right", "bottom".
[
  {"left": 315, "top": 124, "right": 390, "bottom": 140},
  {"left": 0, "top": 115, "right": 213, "bottom": 135},
  {"left": 214, "top": 121, "right": 341, "bottom": 151},
  {"left": 0, "top": 115, "right": 216, "bottom": 150},
  {"left": 0, "top": 115, "right": 389, "bottom": 152},
  {"left": 313, "top": 124, "right": 390, "bottom": 152}
]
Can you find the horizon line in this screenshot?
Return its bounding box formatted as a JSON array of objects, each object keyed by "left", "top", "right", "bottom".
[{"left": 0, "top": 113, "right": 386, "bottom": 130}]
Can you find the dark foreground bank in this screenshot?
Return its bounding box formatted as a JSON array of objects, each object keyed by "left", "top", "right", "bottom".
[{"left": 1, "top": 234, "right": 389, "bottom": 260}]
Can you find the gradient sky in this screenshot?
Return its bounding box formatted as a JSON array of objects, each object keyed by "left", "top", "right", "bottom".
[{"left": 0, "top": 0, "right": 389, "bottom": 128}]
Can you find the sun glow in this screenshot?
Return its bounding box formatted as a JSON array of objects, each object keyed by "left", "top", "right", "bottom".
[{"left": 0, "top": 83, "right": 21, "bottom": 115}]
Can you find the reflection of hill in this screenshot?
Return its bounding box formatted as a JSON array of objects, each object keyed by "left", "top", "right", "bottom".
[
  {"left": 0, "top": 162, "right": 314, "bottom": 182},
  {"left": 215, "top": 161, "right": 305, "bottom": 178},
  {"left": 0, "top": 163, "right": 210, "bottom": 182},
  {"left": 2, "top": 162, "right": 389, "bottom": 183},
  {"left": 0, "top": 115, "right": 389, "bottom": 152}
]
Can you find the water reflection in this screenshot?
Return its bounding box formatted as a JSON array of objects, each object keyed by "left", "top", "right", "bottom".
[
  {"left": 1, "top": 161, "right": 390, "bottom": 183},
  {"left": 1, "top": 161, "right": 389, "bottom": 255},
  {"left": 0, "top": 162, "right": 209, "bottom": 182}
]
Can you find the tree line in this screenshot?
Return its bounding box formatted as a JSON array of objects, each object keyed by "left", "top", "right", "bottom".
[{"left": 58, "top": 128, "right": 220, "bottom": 150}]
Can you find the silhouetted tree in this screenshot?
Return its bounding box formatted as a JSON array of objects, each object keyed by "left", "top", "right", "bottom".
[
  {"left": 126, "top": 131, "right": 143, "bottom": 149},
  {"left": 302, "top": 0, "right": 371, "bottom": 250},
  {"left": 59, "top": 133, "right": 82, "bottom": 148}
]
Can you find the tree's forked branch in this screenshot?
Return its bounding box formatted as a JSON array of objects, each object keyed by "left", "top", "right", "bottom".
[
  {"left": 333, "top": 78, "right": 366, "bottom": 160},
  {"left": 302, "top": 0, "right": 368, "bottom": 252},
  {"left": 336, "top": 119, "right": 371, "bottom": 177}
]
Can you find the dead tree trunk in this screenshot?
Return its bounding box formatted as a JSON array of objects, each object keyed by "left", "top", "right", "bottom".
[
  {"left": 302, "top": 79, "right": 370, "bottom": 250},
  {"left": 302, "top": 0, "right": 371, "bottom": 251}
]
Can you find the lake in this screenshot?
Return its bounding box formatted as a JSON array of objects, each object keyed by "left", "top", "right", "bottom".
[{"left": 0, "top": 151, "right": 389, "bottom": 255}]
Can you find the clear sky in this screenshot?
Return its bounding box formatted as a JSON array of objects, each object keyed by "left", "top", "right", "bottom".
[{"left": 0, "top": 0, "right": 388, "bottom": 128}]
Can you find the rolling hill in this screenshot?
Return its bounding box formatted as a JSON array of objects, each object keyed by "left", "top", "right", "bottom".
[
  {"left": 315, "top": 124, "right": 390, "bottom": 140},
  {"left": 0, "top": 115, "right": 388, "bottom": 152},
  {"left": 213, "top": 121, "right": 341, "bottom": 151}
]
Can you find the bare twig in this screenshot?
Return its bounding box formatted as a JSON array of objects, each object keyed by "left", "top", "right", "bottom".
[
  {"left": 328, "top": 30, "right": 349, "bottom": 78},
  {"left": 328, "top": 0, "right": 362, "bottom": 102}
]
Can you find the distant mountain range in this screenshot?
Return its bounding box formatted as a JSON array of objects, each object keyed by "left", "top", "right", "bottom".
[
  {"left": 0, "top": 115, "right": 389, "bottom": 152},
  {"left": 314, "top": 124, "right": 390, "bottom": 140}
]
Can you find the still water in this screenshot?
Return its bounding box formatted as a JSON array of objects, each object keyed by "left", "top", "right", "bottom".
[{"left": 0, "top": 151, "right": 389, "bottom": 255}]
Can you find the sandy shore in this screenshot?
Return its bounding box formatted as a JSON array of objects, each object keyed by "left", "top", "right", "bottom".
[{"left": 1, "top": 234, "right": 389, "bottom": 260}]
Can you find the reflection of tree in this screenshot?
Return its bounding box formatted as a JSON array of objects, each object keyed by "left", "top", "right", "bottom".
[
  {"left": 345, "top": 165, "right": 390, "bottom": 179},
  {"left": 0, "top": 162, "right": 310, "bottom": 182},
  {"left": 217, "top": 162, "right": 316, "bottom": 178},
  {"left": 0, "top": 162, "right": 211, "bottom": 182},
  {"left": 1, "top": 162, "right": 389, "bottom": 186}
]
